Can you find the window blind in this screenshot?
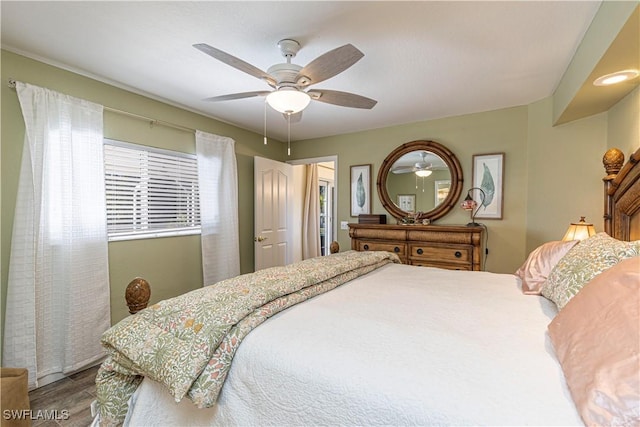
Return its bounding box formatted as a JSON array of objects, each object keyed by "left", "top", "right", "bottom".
[{"left": 104, "top": 139, "right": 201, "bottom": 240}]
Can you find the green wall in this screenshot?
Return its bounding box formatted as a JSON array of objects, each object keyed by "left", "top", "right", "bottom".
[
  {"left": 525, "top": 98, "right": 607, "bottom": 251},
  {"left": 608, "top": 87, "right": 639, "bottom": 157},
  {"left": 290, "top": 106, "right": 530, "bottom": 273},
  {"left": 386, "top": 169, "right": 450, "bottom": 214},
  {"left": 289, "top": 92, "right": 636, "bottom": 273},
  {"left": 1, "top": 50, "right": 286, "bottom": 336}
]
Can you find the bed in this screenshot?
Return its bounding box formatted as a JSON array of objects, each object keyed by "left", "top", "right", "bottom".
[{"left": 94, "top": 147, "right": 640, "bottom": 427}]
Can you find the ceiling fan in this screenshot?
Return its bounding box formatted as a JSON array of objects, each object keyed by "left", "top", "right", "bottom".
[
  {"left": 391, "top": 152, "right": 435, "bottom": 176},
  {"left": 193, "top": 39, "right": 377, "bottom": 122}
]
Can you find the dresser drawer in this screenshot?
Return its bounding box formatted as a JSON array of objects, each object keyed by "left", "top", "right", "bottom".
[
  {"left": 356, "top": 240, "right": 406, "bottom": 257},
  {"left": 409, "top": 244, "right": 471, "bottom": 264}
]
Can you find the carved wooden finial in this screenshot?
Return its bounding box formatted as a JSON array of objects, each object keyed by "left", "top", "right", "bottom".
[
  {"left": 603, "top": 148, "right": 624, "bottom": 177},
  {"left": 125, "top": 277, "right": 151, "bottom": 314}
]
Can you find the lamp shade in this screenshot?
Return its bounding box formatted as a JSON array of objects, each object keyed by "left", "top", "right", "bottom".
[
  {"left": 266, "top": 88, "right": 311, "bottom": 114},
  {"left": 562, "top": 216, "right": 596, "bottom": 241},
  {"left": 460, "top": 188, "right": 485, "bottom": 227},
  {"left": 460, "top": 193, "right": 477, "bottom": 211}
]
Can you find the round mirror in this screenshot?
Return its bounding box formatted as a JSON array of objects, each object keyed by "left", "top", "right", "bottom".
[{"left": 376, "top": 140, "right": 463, "bottom": 221}]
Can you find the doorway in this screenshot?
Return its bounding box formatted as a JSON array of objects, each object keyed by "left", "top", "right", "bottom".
[{"left": 288, "top": 156, "right": 337, "bottom": 261}]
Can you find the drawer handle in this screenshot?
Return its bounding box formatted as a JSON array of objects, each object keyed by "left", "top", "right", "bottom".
[
  {"left": 455, "top": 251, "right": 462, "bottom": 258},
  {"left": 363, "top": 244, "right": 369, "bottom": 250},
  {"left": 394, "top": 246, "right": 400, "bottom": 253},
  {"left": 416, "top": 248, "right": 423, "bottom": 255}
]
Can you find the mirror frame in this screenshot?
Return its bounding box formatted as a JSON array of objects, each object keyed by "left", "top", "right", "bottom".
[{"left": 376, "top": 140, "right": 463, "bottom": 222}]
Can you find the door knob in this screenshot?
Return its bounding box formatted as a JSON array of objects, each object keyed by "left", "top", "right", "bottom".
[{"left": 254, "top": 236, "right": 267, "bottom": 242}]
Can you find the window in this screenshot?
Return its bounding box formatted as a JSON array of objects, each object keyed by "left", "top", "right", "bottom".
[{"left": 104, "top": 139, "right": 200, "bottom": 241}]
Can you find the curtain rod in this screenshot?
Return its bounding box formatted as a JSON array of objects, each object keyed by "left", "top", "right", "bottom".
[
  {"left": 103, "top": 106, "right": 195, "bottom": 134},
  {"left": 7, "top": 78, "right": 196, "bottom": 134}
]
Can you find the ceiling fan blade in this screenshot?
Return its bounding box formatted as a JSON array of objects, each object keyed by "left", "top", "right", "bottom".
[
  {"left": 283, "top": 111, "right": 303, "bottom": 123},
  {"left": 391, "top": 167, "right": 417, "bottom": 174},
  {"left": 203, "top": 91, "right": 270, "bottom": 102},
  {"left": 296, "top": 44, "right": 364, "bottom": 86},
  {"left": 308, "top": 89, "right": 377, "bottom": 109},
  {"left": 193, "top": 43, "right": 276, "bottom": 87}
]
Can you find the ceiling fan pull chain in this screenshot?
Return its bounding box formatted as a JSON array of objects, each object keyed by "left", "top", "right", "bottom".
[
  {"left": 263, "top": 100, "right": 268, "bottom": 145},
  {"left": 287, "top": 113, "right": 291, "bottom": 156}
]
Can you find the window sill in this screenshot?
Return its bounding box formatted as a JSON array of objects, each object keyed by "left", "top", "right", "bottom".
[{"left": 108, "top": 227, "right": 201, "bottom": 242}]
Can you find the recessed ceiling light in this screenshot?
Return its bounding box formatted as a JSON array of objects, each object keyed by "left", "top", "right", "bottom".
[{"left": 593, "top": 69, "right": 640, "bottom": 86}]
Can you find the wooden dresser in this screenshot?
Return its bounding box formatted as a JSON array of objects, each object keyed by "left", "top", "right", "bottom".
[{"left": 348, "top": 223, "right": 484, "bottom": 271}]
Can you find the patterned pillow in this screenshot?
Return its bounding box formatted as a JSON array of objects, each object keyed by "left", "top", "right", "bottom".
[{"left": 541, "top": 232, "right": 640, "bottom": 310}]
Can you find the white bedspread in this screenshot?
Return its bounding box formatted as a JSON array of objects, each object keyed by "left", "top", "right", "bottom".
[{"left": 123, "top": 263, "right": 582, "bottom": 426}]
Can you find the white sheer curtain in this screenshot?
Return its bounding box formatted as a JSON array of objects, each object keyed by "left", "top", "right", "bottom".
[
  {"left": 302, "top": 163, "right": 321, "bottom": 259},
  {"left": 3, "top": 82, "right": 110, "bottom": 389},
  {"left": 195, "top": 130, "right": 240, "bottom": 285}
]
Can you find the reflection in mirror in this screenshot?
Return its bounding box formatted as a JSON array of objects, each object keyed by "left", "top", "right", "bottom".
[
  {"left": 386, "top": 151, "right": 451, "bottom": 213},
  {"left": 376, "top": 140, "right": 463, "bottom": 222}
]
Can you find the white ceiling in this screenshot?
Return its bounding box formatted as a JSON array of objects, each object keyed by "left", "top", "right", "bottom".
[{"left": 1, "top": 1, "right": 602, "bottom": 142}]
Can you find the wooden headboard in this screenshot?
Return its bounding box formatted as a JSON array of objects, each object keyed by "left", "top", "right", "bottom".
[{"left": 603, "top": 147, "right": 640, "bottom": 241}]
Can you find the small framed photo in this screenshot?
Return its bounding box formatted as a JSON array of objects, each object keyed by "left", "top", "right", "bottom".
[
  {"left": 397, "top": 194, "right": 416, "bottom": 213},
  {"left": 434, "top": 180, "right": 450, "bottom": 207},
  {"left": 472, "top": 153, "right": 504, "bottom": 219},
  {"left": 350, "top": 164, "right": 372, "bottom": 217}
]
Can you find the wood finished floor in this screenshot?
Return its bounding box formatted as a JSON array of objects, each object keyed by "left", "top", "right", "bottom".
[{"left": 28, "top": 364, "right": 100, "bottom": 427}]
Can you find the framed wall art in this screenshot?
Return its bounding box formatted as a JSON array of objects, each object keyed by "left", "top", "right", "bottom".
[
  {"left": 397, "top": 194, "right": 416, "bottom": 213},
  {"left": 350, "top": 164, "right": 372, "bottom": 217},
  {"left": 472, "top": 153, "right": 504, "bottom": 219}
]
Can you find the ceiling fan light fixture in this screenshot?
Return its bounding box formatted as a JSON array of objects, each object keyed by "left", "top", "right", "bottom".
[
  {"left": 266, "top": 88, "right": 311, "bottom": 114},
  {"left": 415, "top": 170, "right": 432, "bottom": 177}
]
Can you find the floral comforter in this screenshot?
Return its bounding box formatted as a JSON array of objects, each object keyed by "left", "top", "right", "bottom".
[{"left": 95, "top": 250, "right": 400, "bottom": 426}]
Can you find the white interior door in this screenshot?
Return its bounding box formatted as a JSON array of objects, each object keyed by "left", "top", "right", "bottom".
[{"left": 254, "top": 156, "right": 294, "bottom": 271}]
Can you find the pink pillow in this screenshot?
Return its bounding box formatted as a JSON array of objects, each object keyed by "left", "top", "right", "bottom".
[
  {"left": 548, "top": 256, "right": 640, "bottom": 426},
  {"left": 515, "top": 240, "right": 578, "bottom": 295}
]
